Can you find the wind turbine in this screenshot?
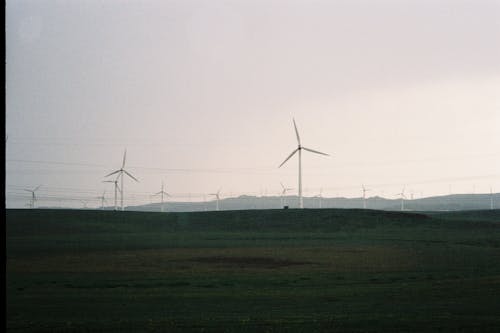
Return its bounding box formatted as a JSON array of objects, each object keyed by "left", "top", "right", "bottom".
[
  {"left": 490, "top": 187, "right": 494, "bottom": 210},
  {"left": 396, "top": 187, "right": 406, "bottom": 211},
  {"left": 103, "top": 176, "right": 121, "bottom": 211},
  {"left": 314, "top": 188, "right": 324, "bottom": 208},
  {"left": 209, "top": 189, "right": 222, "bottom": 211},
  {"left": 362, "top": 185, "right": 371, "bottom": 209},
  {"left": 105, "top": 149, "right": 138, "bottom": 211},
  {"left": 280, "top": 182, "right": 293, "bottom": 208},
  {"left": 154, "top": 181, "right": 170, "bottom": 212},
  {"left": 24, "top": 185, "right": 41, "bottom": 209},
  {"left": 96, "top": 191, "right": 107, "bottom": 210},
  {"left": 81, "top": 200, "right": 89, "bottom": 209},
  {"left": 279, "top": 119, "right": 329, "bottom": 209}
]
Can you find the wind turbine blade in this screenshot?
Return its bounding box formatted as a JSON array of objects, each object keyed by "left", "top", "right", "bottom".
[
  {"left": 105, "top": 170, "right": 121, "bottom": 177},
  {"left": 280, "top": 182, "right": 285, "bottom": 189},
  {"left": 123, "top": 170, "right": 139, "bottom": 182},
  {"left": 122, "top": 149, "right": 127, "bottom": 168},
  {"left": 34, "top": 185, "right": 41, "bottom": 192},
  {"left": 293, "top": 118, "right": 301, "bottom": 145},
  {"left": 279, "top": 148, "right": 299, "bottom": 168},
  {"left": 302, "top": 147, "right": 329, "bottom": 156},
  {"left": 24, "top": 189, "right": 32, "bottom": 193}
]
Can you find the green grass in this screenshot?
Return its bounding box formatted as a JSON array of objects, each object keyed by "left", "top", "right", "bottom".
[{"left": 6, "top": 209, "right": 500, "bottom": 332}]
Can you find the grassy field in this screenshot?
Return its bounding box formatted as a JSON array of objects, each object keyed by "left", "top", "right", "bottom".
[{"left": 6, "top": 208, "right": 500, "bottom": 332}]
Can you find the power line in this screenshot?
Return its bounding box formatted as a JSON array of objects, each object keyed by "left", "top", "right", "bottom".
[{"left": 6, "top": 159, "right": 277, "bottom": 175}]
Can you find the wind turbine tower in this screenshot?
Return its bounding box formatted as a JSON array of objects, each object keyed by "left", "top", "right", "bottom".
[
  {"left": 103, "top": 177, "right": 120, "bottom": 211},
  {"left": 279, "top": 119, "right": 329, "bottom": 209},
  {"left": 155, "top": 181, "right": 170, "bottom": 212},
  {"left": 362, "top": 185, "right": 370, "bottom": 209},
  {"left": 24, "top": 185, "right": 41, "bottom": 209},
  {"left": 397, "top": 187, "right": 406, "bottom": 211},
  {"left": 491, "top": 187, "right": 494, "bottom": 210},
  {"left": 105, "top": 149, "right": 139, "bottom": 211},
  {"left": 315, "top": 188, "right": 323, "bottom": 208},
  {"left": 97, "top": 191, "right": 106, "bottom": 210},
  {"left": 209, "top": 189, "right": 222, "bottom": 211},
  {"left": 280, "top": 182, "right": 293, "bottom": 208}
]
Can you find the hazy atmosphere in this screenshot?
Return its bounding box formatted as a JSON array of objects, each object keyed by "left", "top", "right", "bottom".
[{"left": 6, "top": 0, "right": 500, "bottom": 209}]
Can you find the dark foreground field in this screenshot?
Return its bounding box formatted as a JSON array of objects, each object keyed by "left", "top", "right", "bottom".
[{"left": 6, "top": 209, "right": 500, "bottom": 332}]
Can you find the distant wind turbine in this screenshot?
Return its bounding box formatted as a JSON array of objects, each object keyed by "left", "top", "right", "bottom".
[
  {"left": 362, "top": 185, "right": 371, "bottom": 209},
  {"left": 396, "top": 187, "right": 406, "bottom": 211},
  {"left": 280, "top": 182, "right": 293, "bottom": 208},
  {"left": 103, "top": 176, "right": 121, "bottom": 211},
  {"left": 105, "top": 149, "right": 138, "bottom": 211},
  {"left": 97, "top": 191, "right": 107, "bottom": 210},
  {"left": 314, "top": 188, "right": 323, "bottom": 208},
  {"left": 279, "top": 119, "right": 329, "bottom": 209},
  {"left": 24, "top": 185, "right": 41, "bottom": 209},
  {"left": 209, "top": 189, "right": 222, "bottom": 211},
  {"left": 491, "top": 187, "right": 494, "bottom": 210},
  {"left": 154, "top": 181, "right": 170, "bottom": 212}
]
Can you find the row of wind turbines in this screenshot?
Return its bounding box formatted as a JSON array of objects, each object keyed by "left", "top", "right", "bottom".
[
  {"left": 102, "top": 150, "right": 221, "bottom": 212},
  {"left": 78, "top": 119, "right": 439, "bottom": 212},
  {"left": 97, "top": 118, "right": 329, "bottom": 212},
  {"left": 22, "top": 118, "right": 495, "bottom": 211}
]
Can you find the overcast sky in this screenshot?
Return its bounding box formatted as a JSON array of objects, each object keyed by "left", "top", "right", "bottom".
[{"left": 6, "top": 0, "right": 500, "bottom": 208}]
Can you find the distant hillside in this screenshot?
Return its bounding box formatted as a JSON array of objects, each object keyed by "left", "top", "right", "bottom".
[{"left": 124, "top": 193, "right": 500, "bottom": 213}]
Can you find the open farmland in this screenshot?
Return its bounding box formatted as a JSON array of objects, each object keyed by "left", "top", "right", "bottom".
[{"left": 6, "top": 209, "right": 500, "bottom": 332}]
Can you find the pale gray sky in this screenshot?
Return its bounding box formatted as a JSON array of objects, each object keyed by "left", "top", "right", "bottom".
[{"left": 6, "top": 0, "right": 500, "bottom": 208}]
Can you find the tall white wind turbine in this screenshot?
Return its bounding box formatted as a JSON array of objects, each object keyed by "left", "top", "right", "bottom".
[
  {"left": 362, "top": 185, "right": 371, "bottom": 209},
  {"left": 154, "top": 181, "right": 171, "bottom": 212},
  {"left": 105, "top": 149, "right": 139, "bottom": 211},
  {"left": 209, "top": 189, "right": 222, "bottom": 211},
  {"left": 24, "top": 185, "right": 41, "bottom": 209},
  {"left": 279, "top": 119, "right": 329, "bottom": 209}
]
